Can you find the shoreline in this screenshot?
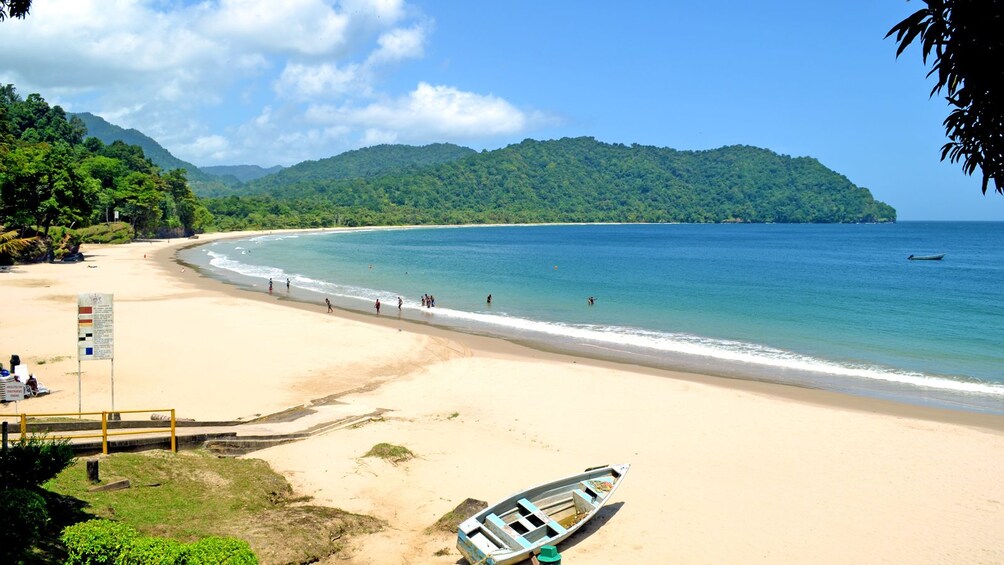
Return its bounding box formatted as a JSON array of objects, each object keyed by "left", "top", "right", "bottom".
[
  {"left": 170, "top": 230, "right": 1004, "bottom": 433},
  {"left": 5, "top": 231, "right": 1004, "bottom": 563}
]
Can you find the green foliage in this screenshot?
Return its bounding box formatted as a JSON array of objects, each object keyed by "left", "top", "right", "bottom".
[
  {"left": 0, "top": 0, "right": 32, "bottom": 21},
  {"left": 0, "top": 435, "right": 75, "bottom": 488},
  {"left": 364, "top": 442, "right": 415, "bottom": 463},
  {"left": 887, "top": 1, "right": 1004, "bottom": 195},
  {"left": 0, "top": 487, "right": 49, "bottom": 560},
  {"left": 74, "top": 221, "right": 135, "bottom": 244},
  {"left": 62, "top": 519, "right": 139, "bottom": 565},
  {"left": 115, "top": 537, "right": 186, "bottom": 565},
  {"left": 72, "top": 112, "right": 213, "bottom": 183},
  {"left": 184, "top": 537, "right": 258, "bottom": 565},
  {"left": 205, "top": 137, "right": 896, "bottom": 228},
  {"left": 0, "top": 86, "right": 209, "bottom": 256}
]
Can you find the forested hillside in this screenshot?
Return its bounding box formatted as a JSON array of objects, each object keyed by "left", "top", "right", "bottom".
[
  {"left": 73, "top": 112, "right": 210, "bottom": 181},
  {"left": 1, "top": 86, "right": 210, "bottom": 262},
  {"left": 205, "top": 137, "right": 896, "bottom": 229},
  {"left": 237, "top": 143, "right": 476, "bottom": 193},
  {"left": 3, "top": 83, "right": 897, "bottom": 261},
  {"left": 200, "top": 164, "right": 285, "bottom": 184}
]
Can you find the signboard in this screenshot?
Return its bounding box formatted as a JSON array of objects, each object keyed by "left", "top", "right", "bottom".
[
  {"left": 1, "top": 378, "right": 24, "bottom": 402},
  {"left": 78, "top": 293, "right": 114, "bottom": 360}
]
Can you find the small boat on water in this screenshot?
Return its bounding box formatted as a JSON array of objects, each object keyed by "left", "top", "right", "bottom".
[
  {"left": 457, "top": 463, "right": 630, "bottom": 565},
  {"left": 908, "top": 253, "right": 945, "bottom": 261}
]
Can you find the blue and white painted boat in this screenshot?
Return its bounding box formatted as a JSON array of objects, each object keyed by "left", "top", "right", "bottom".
[{"left": 457, "top": 463, "right": 630, "bottom": 564}]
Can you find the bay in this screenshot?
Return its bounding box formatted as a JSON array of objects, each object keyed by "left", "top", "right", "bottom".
[{"left": 181, "top": 222, "right": 1004, "bottom": 414}]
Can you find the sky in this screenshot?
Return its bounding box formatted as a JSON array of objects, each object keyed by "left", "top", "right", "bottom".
[{"left": 1, "top": 0, "right": 1001, "bottom": 220}]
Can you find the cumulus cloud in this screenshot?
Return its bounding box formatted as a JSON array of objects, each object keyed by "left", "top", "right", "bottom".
[
  {"left": 0, "top": 0, "right": 545, "bottom": 166},
  {"left": 321, "top": 82, "right": 531, "bottom": 137},
  {"left": 275, "top": 62, "right": 365, "bottom": 100}
]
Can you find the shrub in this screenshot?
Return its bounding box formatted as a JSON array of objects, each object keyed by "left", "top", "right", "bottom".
[
  {"left": 185, "top": 536, "right": 258, "bottom": 565},
  {"left": 0, "top": 488, "right": 49, "bottom": 560},
  {"left": 0, "top": 435, "right": 75, "bottom": 488},
  {"left": 75, "top": 222, "right": 135, "bottom": 244},
  {"left": 62, "top": 519, "right": 139, "bottom": 565},
  {"left": 363, "top": 442, "right": 414, "bottom": 463},
  {"left": 116, "top": 536, "right": 187, "bottom": 565}
]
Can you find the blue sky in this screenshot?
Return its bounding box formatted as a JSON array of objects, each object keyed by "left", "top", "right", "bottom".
[{"left": 1, "top": 0, "right": 1001, "bottom": 220}]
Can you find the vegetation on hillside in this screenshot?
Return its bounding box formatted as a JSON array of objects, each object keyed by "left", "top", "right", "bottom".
[
  {"left": 0, "top": 85, "right": 210, "bottom": 262},
  {"left": 3, "top": 83, "right": 897, "bottom": 261},
  {"left": 205, "top": 137, "right": 896, "bottom": 229}
]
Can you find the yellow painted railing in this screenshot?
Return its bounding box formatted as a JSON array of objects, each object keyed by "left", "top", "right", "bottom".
[{"left": 9, "top": 409, "right": 176, "bottom": 454}]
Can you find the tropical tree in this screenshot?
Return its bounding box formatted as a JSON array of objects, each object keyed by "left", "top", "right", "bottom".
[
  {"left": 887, "top": 0, "right": 1004, "bottom": 195},
  {"left": 0, "top": 0, "right": 30, "bottom": 21}
]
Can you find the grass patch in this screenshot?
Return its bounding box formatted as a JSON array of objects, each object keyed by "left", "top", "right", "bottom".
[
  {"left": 74, "top": 222, "right": 134, "bottom": 244},
  {"left": 428, "top": 498, "right": 486, "bottom": 534},
  {"left": 44, "top": 450, "right": 384, "bottom": 564},
  {"left": 363, "top": 443, "right": 415, "bottom": 464},
  {"left": 35, "top": 355, "right": 69, "bottom": 366}
]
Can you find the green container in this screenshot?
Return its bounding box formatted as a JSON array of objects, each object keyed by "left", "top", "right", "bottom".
[{"left": 537, "top": 545, "right": 562, "bottom": 564}]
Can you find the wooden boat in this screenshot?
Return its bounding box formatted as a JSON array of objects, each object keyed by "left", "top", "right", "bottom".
[
  {"left": 908, "top": 254, "right": 945, "bottom": 261},
  {"left": 457, "top": 463, "right": 630, "bottom": 564}
]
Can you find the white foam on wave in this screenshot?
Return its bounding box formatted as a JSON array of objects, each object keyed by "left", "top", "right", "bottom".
[
  {"left": 198, "top": 246, "right": 1004, "bottom": 398},
  {"left": 416, "top": 305, "right": 1004, "bottom": 397}
]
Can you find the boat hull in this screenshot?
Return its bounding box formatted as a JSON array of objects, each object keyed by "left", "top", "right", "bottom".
[{"left": 457, "top": 463, "right": 629, "bottom": 564}]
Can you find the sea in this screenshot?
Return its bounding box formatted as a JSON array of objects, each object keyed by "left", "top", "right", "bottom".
[{"left": 179, "top": 222, "right": 1004, "bottom": 415}]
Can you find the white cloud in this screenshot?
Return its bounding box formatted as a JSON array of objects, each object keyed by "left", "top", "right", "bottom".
[
  {"left": 330, "top": 82, "right": 531, "bottom": 137},
  {"left": 275, "top": 62, "right": 365, "bottom": 100},
  {"left": 0, "top": 0, "right": 544, "bottom": 166},
  {"left": 368, "top": 25, "right": 427, "bottom": 64}
]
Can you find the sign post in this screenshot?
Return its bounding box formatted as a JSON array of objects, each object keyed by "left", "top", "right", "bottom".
[{"left": 78, "top": 293, "right": 114, "bottom": 414}]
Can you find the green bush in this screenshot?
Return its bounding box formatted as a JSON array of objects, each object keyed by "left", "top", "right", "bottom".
[
  {"left": 116, "top": 536, "right": 187, "bottom": 565},
  {"left": 184, "top": 536, "right": 258, "bottom": 565},
  {"left": 0, "top": 487, "right": 49, "bottom": 560},
  {"left": 0, "top": 435, "right": 75, "bottom": 488},
  {"left": 75, "top": 222, "right": 135, "bottom": 244},
  {"left": 62, "top": 519, "right": 139, "bottom": 565}
]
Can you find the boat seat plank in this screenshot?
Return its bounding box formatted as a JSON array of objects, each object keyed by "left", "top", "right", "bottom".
[
  {"left": 579, "top": 480, "right": 608, "bottom": 500},
  {"left": 572, "top": 488, "right": 596, "bottom": 513},
  {"left": 517, "top": 497, "right": 567, "bottom": 537},
  {"left": 485, "top": 513, "right": 532, "bottom": 550}
]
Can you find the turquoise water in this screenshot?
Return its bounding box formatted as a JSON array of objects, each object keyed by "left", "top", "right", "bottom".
[{"left": 182, "top": 223, "right": 1004, "bottom": 413}]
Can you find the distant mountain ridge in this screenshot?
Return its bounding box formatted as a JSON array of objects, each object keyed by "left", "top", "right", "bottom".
[
  {"left": 72, "top": 112, "right": 215, "bottom": 183},
  {"left": 201, "top": 164, "right": 285, "bottom": 183},
  {"left": 204, "top": 137, "right": 896, "bottom": 228},
  {"left": 67, "top": 114, "right": 895, "bottom": 227},
  {"left": 240, "top": 143, "right": 477, "bottom": 194}
]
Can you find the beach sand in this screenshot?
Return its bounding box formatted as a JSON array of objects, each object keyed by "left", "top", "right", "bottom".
[{"left": 2, "top": 233, "right": 1004, "bottom": 564}]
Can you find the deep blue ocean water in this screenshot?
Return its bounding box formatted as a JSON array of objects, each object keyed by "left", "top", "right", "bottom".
[{"left": 181, "top": 222, "right": 1004, "bottom": 414}]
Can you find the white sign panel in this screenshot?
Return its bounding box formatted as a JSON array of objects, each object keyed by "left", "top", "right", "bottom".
[
  {"left": 1, "top": 378, "right": 24, "bottom": 402},
  {"left": 78, "top": 293, "right": 114, "bottom": 360}
]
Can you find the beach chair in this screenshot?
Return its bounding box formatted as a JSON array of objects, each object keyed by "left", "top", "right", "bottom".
[{"left": 14, "top": 364, "right": 49, "bottom": 396}]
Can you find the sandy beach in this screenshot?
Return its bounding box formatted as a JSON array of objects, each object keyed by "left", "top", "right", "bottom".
[{"left": 3, "top": 232, "right": 1004, "bottom": 564}]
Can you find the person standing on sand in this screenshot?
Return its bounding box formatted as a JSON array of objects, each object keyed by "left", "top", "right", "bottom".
[
  {"left": 325, "top": 298, "right": 332, "bottom": 313},
  {"left": 269, "top": 278, "right": 273, "bottom": 294},
  {"left": 286, "top": 278, "right": 290, "bottom": 291},
  {"left": 398, "top": 297, "right": 403, "bottom": 310},
  {"left": 375, "top": 298, "right": 381, "bottom": 314}
]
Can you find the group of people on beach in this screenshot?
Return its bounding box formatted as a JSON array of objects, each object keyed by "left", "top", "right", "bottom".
[
  {"left": 420, "top": 294, "right": 436, "bottom": 308},
  {"left": 267, "top": 278, "right": 290, "bottom": 294}
]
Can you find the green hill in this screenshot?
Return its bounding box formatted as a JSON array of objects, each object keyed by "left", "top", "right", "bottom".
[
  {"left": 240, "top": 143, "right": 477, "bottom": 194},
  {"left": 200, "top": 164, "right": 285, "bottom": 183},
  {"left": 72, "top": 112, "right": 214, "bottom": 182},
  {"left": 204, "top": 137, "right": 896, "bottom": 229}
]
